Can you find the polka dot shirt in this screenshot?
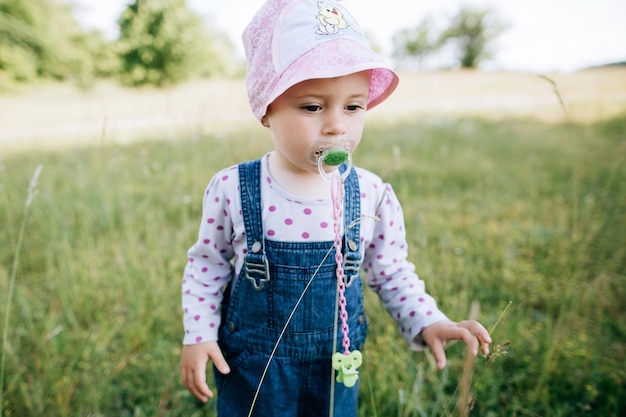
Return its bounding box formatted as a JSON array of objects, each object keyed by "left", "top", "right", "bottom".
[{"left": 182, "top": 154, "right": 447, "bottom": 349}]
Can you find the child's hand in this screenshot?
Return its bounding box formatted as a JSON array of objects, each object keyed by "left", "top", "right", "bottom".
[
  {"left": 421, "top": 320, "right": 492, "bottom": 369},
  {"left": 180, "top": 341, "right": 230, "bottom": 402}
]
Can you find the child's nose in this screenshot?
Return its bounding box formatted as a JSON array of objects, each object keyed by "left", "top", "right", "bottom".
[{"left": 322, "top": 109, "right": 347, "bottom": 137}]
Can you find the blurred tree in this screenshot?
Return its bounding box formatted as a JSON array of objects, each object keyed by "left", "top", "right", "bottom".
[
  {"left": 117, "top": 0, "right": 235, "bottom": 87},
  {"left": 392, "top": 17, "right": 437, "bottom": 69},
  {"left": 0, "top": 0, "right": 98, "bottom": 87},
  {"left": 438, "top": 6, "right": 507, "bottom": 69},
  {"left": 392, "top": 6, "right": 507, "bottom": 70}
]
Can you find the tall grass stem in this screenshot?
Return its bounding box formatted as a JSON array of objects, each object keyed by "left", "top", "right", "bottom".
[{"left": 1, "top": 164, "right": 42, "bottom": 417}]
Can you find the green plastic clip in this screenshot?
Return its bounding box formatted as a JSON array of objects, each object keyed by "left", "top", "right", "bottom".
[{"left": 332, "top": 350, "right": 362, "bottom": 388}]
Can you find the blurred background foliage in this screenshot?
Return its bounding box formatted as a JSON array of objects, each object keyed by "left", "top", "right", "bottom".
[
  {"left": 0, "top": 0, "right": 239, "bottom": 90},
  {"left": 0, "top": 0, "right": 506, "bottom": 90}
]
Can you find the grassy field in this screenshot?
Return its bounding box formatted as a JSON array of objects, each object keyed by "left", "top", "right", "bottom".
[{"left": 1, "top": 70, "right": 625, "bottom": 416}]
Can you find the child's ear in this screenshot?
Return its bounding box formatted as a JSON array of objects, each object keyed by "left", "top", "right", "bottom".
[{"left": 261, "top": 116, "right": 270, "bottom": 128}]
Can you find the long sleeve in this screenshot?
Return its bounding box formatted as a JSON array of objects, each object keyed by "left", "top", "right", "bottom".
[
  {"left": 362, "top": 181, "right": 448, "bottom": 350},
  {"left": 181, "top": 173, "right": 236, "bottom": 345}
]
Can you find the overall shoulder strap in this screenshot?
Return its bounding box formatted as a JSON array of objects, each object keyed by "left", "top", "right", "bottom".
[
  {"left": 341, "top": 165, "right": 362, "bottom": 286},
  {"left": 238, "top": 159, "right": 270, "bottom": 290}
]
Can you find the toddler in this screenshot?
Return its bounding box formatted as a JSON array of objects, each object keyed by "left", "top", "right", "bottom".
[{"left": 180, "top": 1, "right": 491, "bottom": 416}]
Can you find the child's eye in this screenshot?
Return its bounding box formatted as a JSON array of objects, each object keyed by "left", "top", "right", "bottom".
[
  {"left": 346, "top": 104, "right": 364, "bottom": 112},
  {"left": 302, "top": 105, "right": 322, "bottom": 112}
]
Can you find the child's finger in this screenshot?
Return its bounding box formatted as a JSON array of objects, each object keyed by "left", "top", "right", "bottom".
[
  {"left": 457, "top": 320, "right": 491, "bottom": 354},
  {"left": 428, "top": 337, "right": 447, "bottom": 369},
  {"left": 192, "top": 368, "right": 213, "bottom": 401},
  {"left": 181, "top": 366, "right": 210, "bottom": 402}
]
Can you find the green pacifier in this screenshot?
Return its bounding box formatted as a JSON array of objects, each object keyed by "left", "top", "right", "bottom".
[
  {"left": 308, "top": 139, "right": 353, "bottom": 181},
  {"left": 321, "top": 148, "right": 350, "bottom": 166}
]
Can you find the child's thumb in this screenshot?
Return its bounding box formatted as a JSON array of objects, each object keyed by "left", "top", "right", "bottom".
[{"left": 210, "top": 349, "right": 231, "bottom": 375}]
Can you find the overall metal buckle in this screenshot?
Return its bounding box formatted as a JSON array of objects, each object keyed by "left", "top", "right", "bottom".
[
  {"left": 343, "top": 253, "right": 361, "bottom": 288},
  {"left": 243, "top": 254, "right": 270, "bottom": 291}
]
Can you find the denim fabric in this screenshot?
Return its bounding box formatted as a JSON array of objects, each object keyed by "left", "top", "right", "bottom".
[{"left": 215, "top": 159, "right": 367, "bottom": 417}]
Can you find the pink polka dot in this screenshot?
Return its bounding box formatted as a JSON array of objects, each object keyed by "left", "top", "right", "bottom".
[
  {"left": 378, "top": 234, "right": 385, "bottom": 240},
  {"left": 203, "top": 239, "right": 210, "bottom": 244},
  {"left": 269, "top": 205, "right": 276, "bottom": 212},
  {"left": 409, "top": 311, "right": 416, "bottom": 317},
  {"left": 217, "top": 225, "right": 224, "bottom": 230},
  {"left": 266, "top": 176, "right": 272, "bottom": 184},
  {"left": 215, "top": 196, "right": 220, "bottom": 203},
  {"left": 210, "top": 304, "right": 217, "bottom": 310},
  {"left": 303, "top": 208, "right": 312, "bottom": 215},
  {"left": 195, "top": 336, "right": 203, "bottom": 343},
  {"left": 400, "top": 297, "right": 407, "bottom": 302},
  {"left": 268, "top": 230, "right": 275, "bottom": 236},
  {"left": 209, "top": 323, "right": 215, "bottom": 328},
  {"left": 221, "top": 175, "right": 229, "bottom": 181},
  {"left": 198, "top": 297, "right": 205, "bottom": 302},
  {"left": 207, "top": 218, "right": 215, "bottom": 224},
  {"left": 227, "top": 199, "right": 231, "bottom": 205},
  {"left": 302, "top": 232, "right": 310, "bottom": 239},
  {"left": 427, "top": 311, "right": 433, "bottom": 316},
  {"left": 194, "top": 315, "right": 201, "bottom": 321},
  {"left": 320, "top": 222, "right": 328, "bottom": 228},
  {"left": 418, "top": 297, "right": 425, "bottom": 302},
  {"left": 361, "top": 193, "right": 367, "bottom": 198},
  {"left": 284, "top": 218, "right": 293, "bottom": 225},
  {"left": 201, "top": 267, "right": 208, "bottom": 273}
]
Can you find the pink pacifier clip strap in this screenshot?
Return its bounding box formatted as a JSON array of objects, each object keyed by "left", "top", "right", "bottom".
[
  {"left": 331, "top": 170, "right": 351, "bottom": 354},
  {"left": 330, "top": 170, "right": 362, "bottom": 389}
]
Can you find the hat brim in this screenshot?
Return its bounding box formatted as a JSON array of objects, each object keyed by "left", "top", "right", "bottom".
[{"left": 261, "top": 38, "right": 399, "bottom": 120}]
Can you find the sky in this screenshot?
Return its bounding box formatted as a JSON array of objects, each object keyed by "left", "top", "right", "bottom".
[{"left": 70, "top": 0, "right": 626, "bottom": 73}]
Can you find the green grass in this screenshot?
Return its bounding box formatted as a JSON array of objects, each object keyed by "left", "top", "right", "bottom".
[{"left": 1, "top": 114, "right": 625, "bottom": 416}]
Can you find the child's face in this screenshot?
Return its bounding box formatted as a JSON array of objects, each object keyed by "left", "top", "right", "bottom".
[{"left": 263, "top": 71, "right": 370, "bottom": 176}]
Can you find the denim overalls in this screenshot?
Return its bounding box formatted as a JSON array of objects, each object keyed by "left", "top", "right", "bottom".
[{"left": 215, "top": 159, "right": 367, "bottom": 417}]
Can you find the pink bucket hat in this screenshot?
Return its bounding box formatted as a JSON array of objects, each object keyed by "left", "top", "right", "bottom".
[{"left": 243, "top": 0, "right": 399, "bottom": 122}]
